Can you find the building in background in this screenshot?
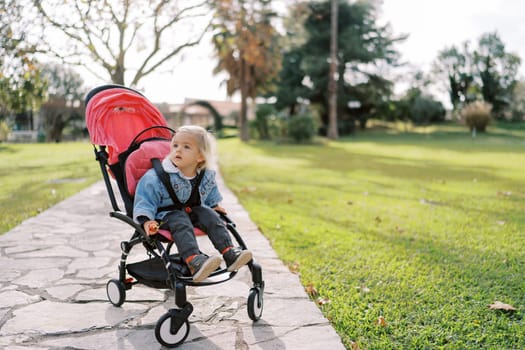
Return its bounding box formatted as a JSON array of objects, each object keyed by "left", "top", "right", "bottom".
[{"left": 156, "top": 98, "right": 242, "bottom": 130}]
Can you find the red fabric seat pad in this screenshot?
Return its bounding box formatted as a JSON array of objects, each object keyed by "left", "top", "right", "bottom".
[
  {"left": 125, "top": 140, "right": 171, "bottom": 196},
  {"left": 157, "top": 228, "right": 206, "bottom": 241}
]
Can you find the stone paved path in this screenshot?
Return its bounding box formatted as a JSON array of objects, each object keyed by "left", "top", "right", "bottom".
[{"left": 0, "top": 173, "right": 345, "bottom": 349}]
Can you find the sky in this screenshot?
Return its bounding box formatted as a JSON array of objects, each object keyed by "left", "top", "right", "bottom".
[
  {"left": 104, "top": 0, "right": 525, "bottom": 105},
  {"left": 378, "top": 0, "right": 525, "bottom": 74}
]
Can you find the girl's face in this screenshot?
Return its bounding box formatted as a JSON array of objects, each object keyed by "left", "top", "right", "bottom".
[{"left": 169, "top": 132, "right": 204, "bottom": 177}]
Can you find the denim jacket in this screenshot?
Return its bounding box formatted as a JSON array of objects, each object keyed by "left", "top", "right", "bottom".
[{"left": 133, "top": 157, "right": 222, "bottom": 223}]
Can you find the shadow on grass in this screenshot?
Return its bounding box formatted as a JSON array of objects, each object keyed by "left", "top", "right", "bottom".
[
  {"left": 246, "top": 141, "right": 522, "bottom": 189},
  {"left": 341, "top": 126, "right": 525, "bottom": 153},
  {"left": 237, "top": 140, "right": 525, "bottom": 231},
  {"left": 0, "top": 144, "right": 21, "bottom": 154}
]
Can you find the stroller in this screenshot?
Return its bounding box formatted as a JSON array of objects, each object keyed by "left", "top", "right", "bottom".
[{"left": 84, "top": 85, "right": 264, "bottom": 347}]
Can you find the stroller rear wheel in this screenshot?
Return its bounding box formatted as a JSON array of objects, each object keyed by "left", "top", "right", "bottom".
[
  {"left": 155, "top": 310, "right": 190, "bottom": 347},
  {"left": 247, "top": 287, "right": 263, "bottom": 321},
  {"left": 106, "top": 279, "right": 126, "bottom": 307}
]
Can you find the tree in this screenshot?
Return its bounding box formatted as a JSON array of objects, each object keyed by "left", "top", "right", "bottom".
[
  {"left": 432, "top": 43, "right": 476, "bottom": 110},
  {"left": 509, "top": 79, "right": 525, "bottom": 122},
  {"left": 273, "top": 2, "right": 310, "bottom": 115},
  {"left": 275, "top": 1, "right": 404, "bottom": 135},
  {"left": 31, "top": 0, "right": 211, "bottom": 87},
  {"left": 410, "top": 93, "right": 445, "bottom": 125},
  {"left": 473, "top": 32, "right": 521, "bottom": 119},
  {"left": 433, "top": 32, "right": 521, "bottom": 119},
  {"left": 327, "top": 0, "right": 339, "bottom": 139},
  {"left": 39, "top": 62, "right": 85, "bottom": 142},
  {"left": 274, "top": 50, "right": 308, "bottom": 115},
  {"left": 211, "top": 0, "right": 282, "bottom": 141},
  {"left": 0, "top": 0, "right": 46, "bottom": 127},
  {"left": 348, "top": 73, "right": 394, "bottom": 130}
]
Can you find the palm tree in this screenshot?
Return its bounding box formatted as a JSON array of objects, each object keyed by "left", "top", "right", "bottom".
[{"left": 212, "top": 0, "right": 281, "bottom": 141}]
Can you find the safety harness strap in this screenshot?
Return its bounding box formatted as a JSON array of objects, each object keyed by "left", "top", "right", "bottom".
[{"left": 151, "top": 158, "right": 204, "bottom": 212}]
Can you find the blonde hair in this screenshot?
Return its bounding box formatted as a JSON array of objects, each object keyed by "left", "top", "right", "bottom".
[{"left": 173, "top": 125, "right": 215, "bottom": 171}]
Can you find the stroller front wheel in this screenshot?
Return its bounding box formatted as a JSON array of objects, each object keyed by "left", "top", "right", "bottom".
[
  {"left": 155, "top": 310, "right": 190, "bottom": 348},
  {"left": 106, "top": 279, "right": 126, "bottom": 307},
  {"left": 247, "top": 287, "right": 264, "bottom": 321}
]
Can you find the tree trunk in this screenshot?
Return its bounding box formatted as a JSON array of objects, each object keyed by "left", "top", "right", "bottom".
[
  {"left": 46, "top": 113, "right": 64, "bottom": 142},
  {"left": 239, "top": 57, "right": 250, "bottom": 142},
  {"left": 327, "top": 0, "right": 339, "bottom": 140},
  {"left": 112, "top": 64, "right": 125, "bottom": 85}
]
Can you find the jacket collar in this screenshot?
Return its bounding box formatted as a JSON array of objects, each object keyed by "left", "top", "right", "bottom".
[
  {"left": 162, "top": 157, "right": 203, "bottom": 179},
  {"left": 162, "top": 157, "right": 179, "bottom": 173}
]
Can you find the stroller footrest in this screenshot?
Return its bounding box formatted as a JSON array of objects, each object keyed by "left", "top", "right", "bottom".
[{"left": 127, "top": 255, "right": 189, "bottom": 289}]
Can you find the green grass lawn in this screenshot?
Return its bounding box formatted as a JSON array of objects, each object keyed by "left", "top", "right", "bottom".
[
  {"left": 1, "top": 124, "right": 523, "bottom": 349},
  {"left": 217, "top": 123, "right": 525, "bottom": 349},
  {"left": 0, "top": 142, "right": 100, "bottom": 234}
]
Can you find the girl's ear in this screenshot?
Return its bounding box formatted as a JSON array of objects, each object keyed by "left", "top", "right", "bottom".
[{"left": 197, "top": 151, "right": 206, "bottom": 168}]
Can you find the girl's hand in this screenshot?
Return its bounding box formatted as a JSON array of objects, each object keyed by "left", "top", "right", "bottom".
[
  {"left": 144, "top": 220, "right": 159, "bottom": 235},
  {"left": 213, "top": 205, "right": 227, "bottom": 215}
]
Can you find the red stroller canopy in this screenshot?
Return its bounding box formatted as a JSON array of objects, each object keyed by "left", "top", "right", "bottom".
[{"left": 85, "top": 87, "right": 171, "bottom": 164}]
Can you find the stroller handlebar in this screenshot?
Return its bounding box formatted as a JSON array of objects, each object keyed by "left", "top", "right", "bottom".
[{"left": 110, "top": 211, "right": 151, "bottom": 240}]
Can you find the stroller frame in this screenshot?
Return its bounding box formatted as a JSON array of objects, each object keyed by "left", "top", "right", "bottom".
[{"left": 85, "top": 85, "right": 264, "bottom": 347}]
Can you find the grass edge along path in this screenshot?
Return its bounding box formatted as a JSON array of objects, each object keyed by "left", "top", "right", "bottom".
[
  {"left": 0, "top": 142, "right": 100, "bottom": 234},
  {"left": 217, "top": 128, "right": 525, "bottom": 349}
]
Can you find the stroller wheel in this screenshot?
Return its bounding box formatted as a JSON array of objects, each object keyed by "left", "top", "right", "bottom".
[
  {"left": 247, "top": 287, "right": 263, "bottom": 321},
  {"left": 155, "top": 310, "right": 190, "bottom": 348},
  {"left": 106, "top": 279, "right": 126, "bottom": 307}
]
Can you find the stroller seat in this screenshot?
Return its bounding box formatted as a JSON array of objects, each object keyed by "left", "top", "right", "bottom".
[
  {"left": 84, "top": 84, "right": 264, "bottom": 348},
  {"left": 123, "top": 137, "right": 206, "bottom": 240}
]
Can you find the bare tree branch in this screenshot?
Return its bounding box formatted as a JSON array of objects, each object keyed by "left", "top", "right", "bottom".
[
  {"left": 31, "top": 0, "right": 212, "bottom": 86},
  {"left": 131, "top": 19, "right": 212, "bottom": 86}
]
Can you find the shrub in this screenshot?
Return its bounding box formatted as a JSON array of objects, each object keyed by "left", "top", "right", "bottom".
[
  {"left": 251, "top": 104, "right": 275, "bottom": 140},
  {"left": 249, "top": 104, "right": 284, "bottom": 141},
  {"left": 410, "top": 95, "right": 446, "bottom": 125},
  {"left": 287, "top": 112, "right": 317, "bottom": 143},
  {"left": 461, "top": 101, "right": 492, "bottom": 132}
]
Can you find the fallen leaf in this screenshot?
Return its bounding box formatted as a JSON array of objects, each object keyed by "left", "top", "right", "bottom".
[
  {"left": 317, "top": 297, "right": 331, "bottom": 305},
  {"left": 489, "top": 301, "right": 516, "bottom": 311},
  {"left": 376, "top": 315, "right": 387, "bottom": 327},
  {"left": 496, "top": 191, "right": 512, "bottom": 197},
  {"left": 355, "top": 285, "right": 370, "bottom": 293},
  {"left": 289, "top": 262, "right": 300, "bottom": 274},
  {"left": 420, "top": 198, "right": 443, "bottom": 206},
  {"left": 305, "top": 283, "right": 318, "bottom": 297},
  {"left": 350, "top": 341, "right": 360, "bottom": 350}
]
